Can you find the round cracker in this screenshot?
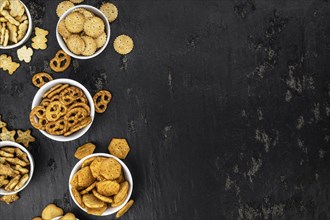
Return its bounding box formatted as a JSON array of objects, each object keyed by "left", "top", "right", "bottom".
[
  {"left": 75, "top": 8, "right": 94, "bottom": 19},
  {"left": 83, "top": 16, "right": 105, "bottom": 38},
  {"left": 58, "top": 19, "right": 71, "bottom": 39},
  {"left": 113, "top": 35, "right": 134, "bottom": 55},
  {"left": 99, "top": 3, "right": 118, "bottom": 23},
  {"left": 100, "top": 158, "right": 121, "bottom": 180},
  {"left": 81, "top": 36, "right": 97, "bottom": 56},
  {"left": 95, "top": 32, "right": 107, "bottom": 49},
  {"left": 64, "top": 11, "right": 85, "bottom": 33},
  {"left": 56, "top": 1, "right": 74, "bottom": 17},
  {"left": 66, "top": 34, "right": 85, "bottom": 55},
  {"left": 82, "top": 194, "right": 105, "bottom": 209}
]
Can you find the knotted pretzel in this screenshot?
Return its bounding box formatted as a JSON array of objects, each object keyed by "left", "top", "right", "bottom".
[
  {"left": 93, "top": 90, "right": 112, "bottom": 113},
  {"left": 32, "top": 72, "right": 53, "bottom": 88},
  {"left": 50, "top": 50, "right": 71, "bottom": 72}
]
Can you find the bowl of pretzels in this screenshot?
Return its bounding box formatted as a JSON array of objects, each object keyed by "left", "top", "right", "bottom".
[{"left": 30, "top": 78, "right": 95, "bottom": 142}]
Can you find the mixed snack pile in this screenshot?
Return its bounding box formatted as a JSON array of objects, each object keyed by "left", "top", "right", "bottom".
[
  {"left": 0, "top": 0, "right": 29, "bottom": 47},
  {"left": 0, "top": 0, "right": 137, "bottom": 218}
]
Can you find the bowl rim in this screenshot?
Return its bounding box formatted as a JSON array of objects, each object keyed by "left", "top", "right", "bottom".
[
  {"left": 0, "top": 1, "right": 33, "bottom": 50},
  {"left": 56, "top": 4, "right": 111, "bottom": 60},
  {"left": 0, "top": 141, "right": 34, "bottom": 195},
  {"left": 31, "top": 78, "right": 95, "bottom": 142},
  {"left": 68, "top": 153, "right": 133, "bottom": 216}
]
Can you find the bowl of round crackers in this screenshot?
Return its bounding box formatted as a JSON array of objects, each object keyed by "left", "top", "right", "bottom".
[
  {"left": 69, "top": 153, "right": 133, "bottom": 216},
  {"left": 0, "top": 0, "right": 32, "bottom": 49},
  {"left": 0, "top": 141, "right": 34, "bottom": 196},
  {"left": 30, "top": 78, "right": 95, "bottom": 142},
  {"left": 56, "top": 5, "right": 110, "bottom": 59}
]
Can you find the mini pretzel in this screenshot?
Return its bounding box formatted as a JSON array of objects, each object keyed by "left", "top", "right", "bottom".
[
  {"left": 32, "top": 72, "right": 53, "bottom": 88},
  {"left": 40, "top": 98, "right": 51, "bottom": 107},
  {"left": 42, "top": 84, "right": 63, "bottom": 98},
  {"left": 47, "top": 84, "right": 69, "bottom": 99},
  {"left": 50, "top": 50, "right": 71, "bottom": 72},
  {"left": 64, "top": 108, "right": 88, "bottom": 128},
  {"left": 45, "top": 101, "right": 67, "bottom": 122},
  {"left": 68, "top": 103, "right": 91, "bottom": 115},
  {"left": 93, "top": 90, "right": 112, "bottom": 113},
  {"left": 64, "top": 116, "right": 92, "bottom": 137},
  {"left": 46, "top": 119, "right": 68, "bottom": 135},
  {"left": 75, "top": 95, "right": 88, "bottom": 104},
  {"left": 29, "top": 106, "right": 48, "bottom": 130},
  {"left": 60, "top": 86, "right": 84, "bottom": 105}
]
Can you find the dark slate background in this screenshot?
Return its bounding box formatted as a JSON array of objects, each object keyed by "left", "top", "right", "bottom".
[{"left": 1, "top": 0, "right": 330, "bottom": 219}]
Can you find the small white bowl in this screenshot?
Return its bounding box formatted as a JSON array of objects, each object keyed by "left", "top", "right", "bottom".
[
  {"left": 31, "top": 78, "right": 95, "bottom": 142},
  {"left": 0, "top": 141, "right": 34, "bottom": 195},
  {"left": 69, "top": 153, "right": 133, "bottom": 216},
  {"left": 0, "top": 1, "right": 33, "bottom": 49},
  {"left": 56, "top": 5, "right": 111, "bottom": 60}
]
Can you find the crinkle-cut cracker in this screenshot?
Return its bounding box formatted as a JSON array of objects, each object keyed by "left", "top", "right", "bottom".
[
  {"left": 99, "top": 2, "right": 118, "bottom": 23},
  {"left": 71, "top": 187, "right": 85, "bottom": 208},
  {"left": 92, "top": 189, "right": 113, "bottom": 203},
  {"left": 3, "top": 29, "right": 8, "bottom": 46},
  {"left": 95, "top": 32, "right": 106, "bottom": 49},
  {"left": 0, "top": 127, "right": 15, "bottom": 141},
  {"left": 82, "top": 194, "right": 105, "bottom": 208},
  {"left": 80, "top": 181, "right": 96, "bottom": 195},
  {"left": 81, "top": 36, "right": 97, "bottom": 56},
  {"left": 115, "top": 170, "right": 125, "bottom": 183},
  {"left": 114, "top": 181, "right": 129, "bottom": 204},
  {"left": 86, "top": 203, "right": 107, "bottom": 216},
  {"left": 77, "top": 166, "right": 95, "bottom": 188},
  {"left": 17, "top": 20, "right": 28, "bottom": 41},
  {"left": 0, "top": 114, "right": 7, "bottom": 129},
  {"left": 75, "top": 8, "right": 93, "bottom": 19},
  {"left": 32, "top": 27, "right": 48, "bottom": 50},
  {"left": 64, "top": 11, "right": 85, "bottom": 33},
  {"left": 108, "top": 138, "right": 130, "bottom": 159},
  {"left": 113, "top": 34, "right": 134, "bottom": 55},
  {"left": 56, "top": 1, "right": 74, "bottom": 17},
  {"left": 66, "top": 34, "right": 85, "bottom": 55},
  {"left": 0, "top": 54, "right": 19, "bottom": 74},
  {"left": 41, "top": 204, "right": 64, "bottom": 220},
  {"left": 83, "top": 16, "right": 104, "bottom": 38},
  {"left": 58, "top": 19, "right": 71, "bottom": 39},
  {"left": 96, "top": 180, "right": 120, "bottom": 196},
  {"left": 82, "top": 157, "right": 96, "bottom": 168},
  {"left": 8, "top": 0, "right": 24, "bottom": 17},
  {"left": 6, "top": 22, "right": 17, "bottom": 43},
  {"left": 16, "top": 129, "right": 36, "bottom": 148},
  {"left": 0, "top": 193, "right": 19, "bottom": 204},
  {"left": 0, "top": 10, "right": 19, "bottom": 26},
  {"left": 74, "top": 143, "right": 96, "bottom": 160},
  {"left": 70, "top": 0, "right": 84, "bottom": 3},
  {"left": 100, "top": 158, "right": 121, "bottom": 180},
  {"left": 17, "top": 45, "right": 33, "bottom": 63},
  {"left": 111, "top": 194, "right": 126, "bottom": 208},
  {"left": 90, "top": 157, "right": 107, "bottom": 179},
  {"left": 116, "top": 200, "right": 134, "bottom": 218}
]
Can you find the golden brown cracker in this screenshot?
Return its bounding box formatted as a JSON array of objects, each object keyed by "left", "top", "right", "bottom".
[
  {"left": 41, "top": 204, "right": 64, "bottom": 220},
  {"left": 0, "top": 127, "right": 15, "bottom": 142},
  {"left": 64, "top": 11, "right": 85, "bottom": 33},
  {"left": 83, "top": 16, "right": 104, "bottom": 38},
  {"left": 114, "top": 181, "right": 129, "bottom": 204},
  {"left": 56, "top": 1, "right": 74, "bottom": 17},
  {"left": 77, "top": 166, "right": 95, "bottom": 188},
  {"left": 74, "top": 142, "right": 96, "bottom": 160},
  {"left": 66, "top": 34, "right": 85, "bottom": 55},
  {"left": 15, "top": 129, "right": 36, "bottom": 148},
  {"left": 81, "top": 36, "right": 97, "bottom": 56},
  {"left": 96, "top": 180, "right": 120, "bottom": 196},
  {"left": 80, "top": 181, "right": 96, "bottom": 195},
  {"left": 99, "top": 2, "right": 118, "bottom": 23},
  {"left": 100, "top": 158, "right": 121, "bottom": 180},
  {"left": 58, "top": 19, "right": 71, "bottom": 39},
  {"left": 95, "top": 32, "right": 107, "bottom": 49},
  {"left": 86, "top": 203, "right": 107, "bottom": 216},
  {"left": 90, "top": 156, "right": 107, "bottom": 179},
  {"left": 115, "top": 199, "right": 134, "bottom": 218},
  {"left": 0, "top": 193, "right": 19, "bottom": 204},
  {"left": 108, "top": 138, "right": 130, "bottom": 159},
  {"left": 82, "top": 194, "right": 105, "bottom": 208},
  {"left": 113, "top": 34, "right": 134, "bottom": 55},
  {"left": 92, "top": 189, "right": 113, "bottom": 203}
]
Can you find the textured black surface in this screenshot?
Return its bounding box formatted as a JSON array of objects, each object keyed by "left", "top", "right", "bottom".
[{"left": 1, "top": 0, "right": 330, "bottom": 219}]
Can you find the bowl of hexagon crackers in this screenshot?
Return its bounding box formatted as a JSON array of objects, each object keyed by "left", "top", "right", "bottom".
[
  {"left": 69, "top": 153, "right": 133, "bottom": 216},
  {"left": 56, "top": 5, "right": 110, "bottom": 59},
  {"left": 0, "top": 0, "right": 32, "bottom": 49}
]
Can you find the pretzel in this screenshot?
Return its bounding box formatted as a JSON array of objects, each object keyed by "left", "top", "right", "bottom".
[
  {"left": 68, "top": 102, "right": 91, "bottom": 115},
  {"left": 65, "top": 108, "right": 88, "bottom": 128},
  {"left": 29, "top": 106, "right": 48, "bottom": 130},
  {"left": 32, "top": 72, "right": 53, "bottom": 88},
  {"left": 45, "top": 119, "right": 68, "bottom": 135},
  {"left": 45, "top": 101, "right": 67, "bottom": 122},
  {"left": 49, "top": 50, "right": 71, "bottom": 72},
  {"left": 59, "top": 86, "right": 84, "bottom": 106},
  {"left": 93, "top": 90, "right": 112, "bottom": 113},
  {"left": 64, "top": 116, "right": 92, "bottom": 137}
]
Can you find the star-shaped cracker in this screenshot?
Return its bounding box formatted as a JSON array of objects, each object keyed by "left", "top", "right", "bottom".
[
  {"left": 0, "top": 54, "right": 20, "bottom": 75},
  {"left": 0, "top": 114, "right": 7, "bottom": 129},
  {"left": 17, "top": 45, "right": 33, "bottom": 63},
  {"left": 16, "top": 129, "right": 35, "bottom": 148},
  {"left": 0, "top": 127, "right": 16, "bottom": 142}
]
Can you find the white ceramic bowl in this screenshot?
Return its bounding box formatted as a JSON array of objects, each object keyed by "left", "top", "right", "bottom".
[
  {"left": 69, "top": 153, "right": 133, "bottom": 216},
  {"left": 56, "top": 5, "right": 111, "bottom": 59},
  {"left": 0, "top": 1, "right": 32, "bottom": 49},
  {"left": 0, "top": 141, "right": 34, "bottom": 195},
  {"left": 31, "top": 78, "right": 95, "bottom": 142}
]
